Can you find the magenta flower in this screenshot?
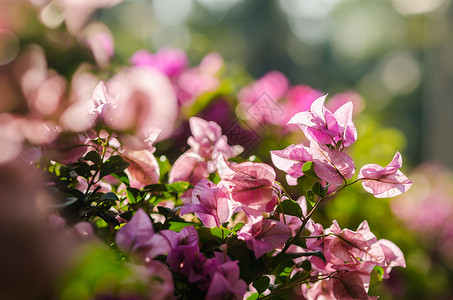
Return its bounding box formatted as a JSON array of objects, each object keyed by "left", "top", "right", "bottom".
[
  {"left": 288, "top": 94, "right": 357, "bottom": 148},
  {"left": 130, "top": 47, "right": 188, "bottom": 78},
  {"left": 270, "top": 143, "right": 312, "bottom": 185},
  {"left": 283, "top": 84, "right": 323, "bottom": 124},
  {"left": 180, "top": 178, "right": 232, "bottom": 228},
  {"left": 218, "top": 158, "right": 277, "bottom": 216},
  {"left": 310, "top": 142, "right": 355, "bottom": 186},
  {"left": 187, "top": 117, "right": 243, "bottom": 172},
  {"left": 206, "top": 261, "right": 247, "bottom": 300},
  {"left": 358, "top": 152, "right": 412, "bottom": 198},
  {"left": 115, "top": 209, "right": 169, "bottom": 263},
  {"left": 160, "top": 226, "right": 199, "bottom": 274},
  {"left": 237, "top": 217, "right": 290, "bottom": 258}
]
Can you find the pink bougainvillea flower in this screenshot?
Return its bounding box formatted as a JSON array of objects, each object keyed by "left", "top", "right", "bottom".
[
  {"left": 237, "top": 71, "right": 289, "bottom": 126},
  {"left": 206, "top": 261, "right": 247, "bottom": 300},
  {"left": 176, "top": 52, "right": 224, "bottom": 105},
  {"left": 122, "top": 149, "right": 160, "bottom": 189},
  {"left": 100, "top": 67, "right": 178, "bottom": 140},
  {"left": 169, "top": 152, "right": 209, "bottom": 186},
  {"left": 270, "top": 143, "right": 312, "bottom": 185},
  {"left": 180, "top": 178, "right": 232, "bottom": 228},
  {"left": 375, "top": 239, "right": 406, "bottom": 279},
  {"left": 358, "top": 152, "right": 412, "bottom": 198},
  {"left": 288, "top": 94, "right": 357, "bottom": 148},
  {"left": 283, "top": 84, "right": 323, "bottom": 124},
  {"left": 130, "top": 47, "right": 188, "bottom": 78},
  {"left": 188, "top": 117, "right": 243, "bottom": 171},
  {"left": 310, "top": 142, "right": 355, "bottom": 186},
  {"left": 238, "top": 217, "right": 290, "bottom": 258},
  {"left": 115, "top": 209, "right": 169, "bottom": 263},
  {"left": 324, "top": 220, "right": 384, "bottom": 266},
  {"left": 41, "top": 131, "right": 88, "bottom": 165},
  {"left": 217, "top": 157, "right": 277, "bottom": 216},
  {"left": 129, "top": 260, "right": 174, "bottom": 300}
]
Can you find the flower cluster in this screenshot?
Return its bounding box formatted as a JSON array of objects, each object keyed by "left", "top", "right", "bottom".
[{"left": 0, "top": 3, "right": 414, "bottom": 299}]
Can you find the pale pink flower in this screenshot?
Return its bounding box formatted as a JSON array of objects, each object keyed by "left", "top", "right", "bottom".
[
  {"left": 168, "top": 152, "right": 209, "bottom": 186},
  {"left": 270, "top": 143, "right": 312, "bottom": 185},
  {"left": 237, "top": 217, "right": 290, "bottom": 258},
  {"left": 217, "top": 158, "right": 277, "bottom": 216},
  {"left": 101, "top": 67, "right": 178, "bottom": 140},
  {"left": 288, "top": 94, "right": 357, "bottom": 148},
  {"left": 179, "top": 178, "right": 232, "bottom": 228},
  {"left": 358, "top": 152, "right": 412, "bottom": 198},
  {"left": 123, "top": 149, "right": 160, "bottom": 189},
  {"left": 310, "top": 142, "right": 355, "bottom": 186},
  {"left": 283, "top": 84, "right": 323, "bottom": 124}
]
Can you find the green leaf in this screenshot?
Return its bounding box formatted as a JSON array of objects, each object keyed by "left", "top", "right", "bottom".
[
  {"left": 157, "top": 155, "right": 171, "bottom": 182},
  {"left": 276, "top": 260, "right": 295, "bottom": 285},
  {"left": 143, "top": 184, "right": 168, "bottom": 192},
  {"left": 100, "top": 156, "right": 129, "bottom": 179},
  {"left": 167, "top": 181, "right": 192, "bottom": 194},
  {"left": 48, "top": 196, "right": 78, "bottom": 209},
  {"left": 306, "top": 190, "right": 315, "bottom": 206},
  {"left": 374, "top": 266, "right": 385, "bottom": 282},
  {"left": 99, "top": 192, "right": 119, "bottom": 202},
  {"left": 111, "top": 172, "right": 130, "bottom": 186},
  {"left": 312, "top": 182, "right": 328, "bottom": 198},
  {"left": 168, "top": 221, "right": 199, "bottom": 232},
  {"left": 197, "top": 227, "right": 231, "bottom": 243},
  {"left": 83, "top": 150, "right": 102, "bottom": 166},
  {"left": 126, "top": 188, "right": 142, "bottom": 204},
  {"left": 232, "top": 222, "right": 245, "bottom": 232},
  {"left": 288, "top": 270, "right": 310, "bottom": 285},
  {"left": 275, "top": 199, "right": 303, "bottom": 218},
  {"left": 253, "top": 276, "right": 270, "bottom": 294},
  {"left": 301, "top": 161, "right": 319, "bottom": 179},
  {"left": 246, "top": 293, "right": 259, "bottom": 300}
]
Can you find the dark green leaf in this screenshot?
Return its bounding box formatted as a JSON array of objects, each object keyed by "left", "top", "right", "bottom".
[
  {"left": 99, "top": 192, "right": 119, "bottom": 202},
  {"left": 288, "top": 250, "right": 326, "bottom": 262},
  {"left": 288, "top": 270, "right": 310, "bottom": 284},
  {"left": 143, "top": 184, "right": 168, "bottom": 192},
  {"left": 275, "top": 199, "right": 303, "bottom": 218},
  {"left": 48, "top": 196, "right": 78, "bottom": 209},
  {"left": 253, "top": 276, "right": 270, "bottom": 294},
  {"left": 312, "top": 182, "right": 328, "bottom": 198},
  {"left": 276, "top": 260, "right": 295, "bottom": 285},
  {"left": 301, "top": 161, "right": 319, "bottom": 179},
  {"left": 100, "top": 156, "right": 129, "bottom": 179},
  {"left": 300, "top": 260, "right": 312, "bottom": 272},
  {"left": 83, "top": 150, "right": 102, "bottom": 166}
]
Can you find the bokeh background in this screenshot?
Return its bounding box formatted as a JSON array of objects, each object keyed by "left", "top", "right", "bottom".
[{"left": 2, "top": 0, "right": 453, "bottom": 299}]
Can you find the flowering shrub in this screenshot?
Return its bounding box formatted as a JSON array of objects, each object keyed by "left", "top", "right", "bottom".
[{"left": 0, "top": 2, "right": 414, "bottom": 299}]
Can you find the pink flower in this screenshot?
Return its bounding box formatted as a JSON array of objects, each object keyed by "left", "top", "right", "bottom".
[
  {"left": 41, "top": 132, "right": 88, "bottom": 164},
  {"left": 169, "top": 152, "right": 209, "bottom": 186},
  {"left": 310, "top": 142, "right": 355, "bottom": 186},
  {"left": 375, "top": 239, "right": 406, "bottom": 279},
  {"left": 96, "top": 67, "right": 178, "bottom": 140},
  {"left": 238, "top": 217, "right": 290, "bottom": 258},
  {"left": 122, "top": 149, "right": 160, "bottom": 189},
  {"left": 176, "top": 52, "right": 224, "bottom": 104},
  {"left": 180, "top": 178, "right": 232, "bottom": 228},
  {"left": 270, "top": 143, "right": 312, "bottom": 185},
  {"left": 115, "top": 209, "right": 170, "bottom": 264},
  {"left": 206, "top": 261, "right": 247, "bottom": 300},
  {"left": 130, "top": 48, "right": 188, "bottom": 78},
  {"left": 187, "top": 117, "right": 243, "bottom": 172},
  {"left": 288, "top": 94, "right": 357, "bottom": 148},
  {"left": 358, "top": 152, "right": 412, "bottom": 198},
  {"left": 283, "top": 84, "right": 323, "bottom": 124},
  {"left": 238, "top": 71, "right": 289, "bottom": 126},
  {"left": 217, "top": 158, "right": 277, "bottom": 216}
]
